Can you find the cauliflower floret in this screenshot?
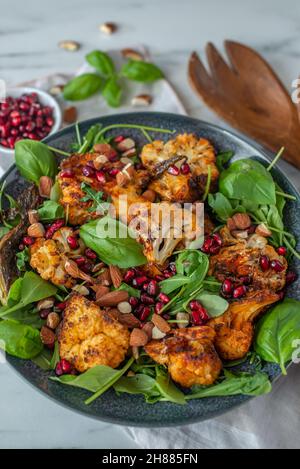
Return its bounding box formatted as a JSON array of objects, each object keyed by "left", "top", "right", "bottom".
[
  {"left": 145, "top": 326, "right": 222, "bottom": 387},
  {"left": 141, "top": 134, "right": 219, "bottom": 202},
  {"left": 59, "top": 294, "right": 130, "bottom": 372}
]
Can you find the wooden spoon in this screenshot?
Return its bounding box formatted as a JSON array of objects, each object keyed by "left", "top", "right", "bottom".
[{"left": 188, "top": 40, "right": 300, "bottom": 168}]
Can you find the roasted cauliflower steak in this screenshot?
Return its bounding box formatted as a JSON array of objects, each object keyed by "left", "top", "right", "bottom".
[
  {"left": 141, "top": 133, "right": 219, "bottom": 202},
  {"left": 145, "top": 326, "right": 222, "bottom": 387},
  {"left": 59, "top": 294, "right": 130, "bottom": 372}
]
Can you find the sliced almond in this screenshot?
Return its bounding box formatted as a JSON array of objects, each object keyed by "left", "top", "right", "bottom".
[
  {"left": 116, "top": 171, "right": 128, "bottom": 187},
  {"left": 176, "top": 312, "right": 189, "bottom": 329},
  {"left": 92, "top": 262, "right": 105, "bottom": 273},
  {"left": 39, "top": 176, "right": 53, "bottom": 198},
  {"left": 37, "top": 297, "right": 55, "bottom": 311},
  {"left": 58, "top": 40, "right": 80, "bottom": 51},
  {"left": 121, "top": 147, "right": 136, "bottom": 158},
  {"left": 96, "top": 290, "right": 129, "bottom": 307},
  {"left": 27, "top": 223, "right": 45, "bottom": 238},
  {"left": 142, "top": 322, "right": 154, "bottom": 339},
  {"left": 94, "top": 154, "right": 108, "bottom": 169},
  {"left": 63, "top": 106, "right": 78, "bottom": 124},
  {"left": 99, "top": 22, "right": 117, "bottom": 35},
  {"left": 255, "top": 223, "right": 272, "bottom": 237},
  {"left": 117, "top": 301, "right": 132, "bottom": 314},
  {"left": 116, "top": 138, "right": 135, "bottom": 152},
  {"left": 49, "top": 84, "right": 64, "bottom": 96},
  {"left": 40, "top": 326, "right": 55, "bottom": 346},
  {"left": 232, "top": 230, "right": 249, "bottom": 239},
  {"left": 131, "top": 94, "right": 152, "bottom": 107},
  {"left": 120, "top": 157, "right": 133, "bottom": 165},
  {"left": 151, "top": 313, "right": 171, "bottom": 333},
  {"left": 152, "top": 326, "right": 166, "bottom": 340},
  {"left": 130, "top": 328, "right": 149, "bottom": 347},
  {"left": 97, "top": 268, "right": 112, "bottom": 286},
  {"left": 142, "top": 189, "right": 156, "bottom": 202},
  {"left": 109, "top": 265, "right": 123, "bottom": 288},
  {"left": 231, "top": 213, "right": 251, "bottom": 230},
  {"left": 64, "top": 259, "right": 94, "bottom": 284},
  {"left": 46, "top": 312, "right": 61, "bottom": 330},
  {"left": 121, "top": 48, "right": 144, "bottom": 61},
  {"left": 72, "top": 284, "right": 90, "bottom": 295},
  {"left": 28, "top": 209, "right": 39, "bottom": 225}
]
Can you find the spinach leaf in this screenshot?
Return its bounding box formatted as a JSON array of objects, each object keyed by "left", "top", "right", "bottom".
[
  {"left": 195, "top": 292, "right": 228, "bottom": 318},
  {"left": 38, "top": 200, "right": 64, "bottom": 222},
  {"left": 50, "top": 341, "right": 60, "bottom": 370},
  {"left": 15, "top": 140, "right": 58, "bottom": 184},
  {"left": 121, "top": 60, "right": 164, "bottom": 82},
  {"left": 117, "top": 283, "right": 141, "bottom": 298},
  {"left": 50, "top": 180, "right": 62, "bottom": 202},
  {"left": 16, "top": 247, "right": 29, "bottom": 272},
  {"left": 208, "top": 193, "right": 235, "bottom": 222},
  {"left": 80, "top": 217, "right": 146, "bottom": 268},
  {"left": 31, "top": 348, "right": 53, "bottom": 370},
  {"left": 186, "top": 370, "right": 271, "bottom": 399},
  {"left": 114, "top": 374, "right": 162, "bottom": 403},
  {"left": 85, "top": 50, "right": 115, "bottom": 77},
  {"left": 155, "top": 368, "right": 186, "bottom": 404},
  {"left": 255, "top": 298, "right": 300, "bottom": 374},
  {"left": 0, "top": 320, "right": 43, "bottom": 359},
  {"left": 0, "top": 272, "right": 57, "bottom": 317},
  {"left": 0, "top": 226, "right": 10, "bottom": 239},
  {"left": 159, "top": 274, "right": 190, "bottom": 295},
  {"left": 51, "top": 357, "right": 134, "bottom": 405},
  {"left": 2, "top": 306, "right": 44, "bottom": 328},
  {"left": 216, "top": 150, "right": 234, "bottom": 171},
  {"left": 102, "top": 76, "right": 122, "bottom": 107},
  {"left": 63, "top": 73, "right": 103, "bottom": 101},
  {"left": 219, "top": 159, "right": 276, "bottom": 205}
]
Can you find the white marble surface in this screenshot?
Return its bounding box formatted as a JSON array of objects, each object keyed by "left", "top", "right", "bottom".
[{"left": 0, "top": 0, "right": 300, "bottom": 449}]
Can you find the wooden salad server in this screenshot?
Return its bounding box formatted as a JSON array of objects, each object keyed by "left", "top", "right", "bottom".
[{"left": 188, "top": 40, "right": 300, "bottom": 168}]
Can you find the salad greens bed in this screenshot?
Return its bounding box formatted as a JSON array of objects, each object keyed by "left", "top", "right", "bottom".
[{"left": 0, "top": 122, "right": 299, "bottom": 407}]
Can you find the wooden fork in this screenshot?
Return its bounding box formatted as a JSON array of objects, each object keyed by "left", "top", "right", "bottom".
[{"left": 188, "top": 40, "right": 300, "bottom": 168}]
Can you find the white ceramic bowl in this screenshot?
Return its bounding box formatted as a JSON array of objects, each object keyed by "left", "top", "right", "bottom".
[{"left": 0, "top": 86, "right": 62, "bottom": 162}]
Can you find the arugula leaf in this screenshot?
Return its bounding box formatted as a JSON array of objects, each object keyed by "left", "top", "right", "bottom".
[
  {"left": 63, "top": 73, "right": 103, "bottom": 101},
  {"left": 255, "top": 298, "right": 300, "bottom": 374},
  {"left": 16, "top": 248, "right": 29, "bottom": 272},
  {"left": 186, "top": 370, "right": 272, "bottom": 399},
  {"left": 38, "top": 200, "right": 64, "bottom": 222},
  {"left": 85, "top": 50, "right": 115, "bottom": 77},
  {"left": 80, "top": 182, "right": 109, "bottom": 214},
  {"left": 0, "top": 320, "right": 43, "bottom": 359},
  {"left": 15, "top": 140, "right": 58, "bottom": 185},
  {"left": 102, "top": 77, "right": 122, "bottom": 107},
  {"left": 80, "top": 217, "right": 146, "bottom": 268},
  {"left": 121, "top": 60, "right": 164, "bottom": 82}
]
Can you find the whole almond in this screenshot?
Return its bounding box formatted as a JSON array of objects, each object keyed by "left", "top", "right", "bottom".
[
  {"left": 27, "top": 223, "right": 45, "bottom": 238},
  {"left": 255, "top": 223, "right": 272, "bottom": 237},
  {"left": 37, "top": 297, "right": 55, "bottom": 311},
  {"left": 142, "top": 322, "right": 154, "bottom": 339},
  {"left": 121, "top": 48, "right": 144, "bottom": 61},
  {"left": 142, "top": 189, "right": 156, "bottom": 202},
  {"left": 122, "top": 148, "right": 137, "bottom": 158},
  {"left": 94, "top": 155, "right": 108, "bottom": 169},
  {"left": 226, "top": 217, "right": 237, "bottom": 232},
  {"left": 116, "top": 138, "right": 135, "bottom": 152},
  {"left": 72, "top": 284, "right": 90, "bottom": 295},
  {"left": 49, "top": 84, "right": 64, "bottom": 96},
  {"left": 97, "top": 290, "right": 129, "bottom": 307},
  {"left": 232, "top": 230, "right": 248, "bottom": 239},
  {"left": 95, "top": 285, "right": 110, "bottom": 301},
  {"left": 118, "top": 313, "right": 141, "bottom": 328},
  {"left": 109, "top": 265, "right": 123, "bottom": 288},
  {"left": 117, "top": 301, "right": 132, "bottom": 314},
  {"left": 97, "top": 268, "right": 112, "bottom": 286},
  {"left": 116, "top": 172, "right": 128, "bottom": 187},
  {"left": 46, "top": 312, "right": 61, "bottom": 330},
  {"left": 151, "top": 313, "right": 171, "bottom": 333},
  {"left": 28, "top": 209, "right": 39, "bottom": 224},
  {"left": 231, "top": 213, "right": 251, "bottom": 230},
  {"left": 130, "top": 328, "right": 149, "bottom": 347},
  {"left": 58, "top": 40, "right": 80, "bottom": 51},
  {"left": 39, "top": 176, "right": 53, "bottom": 198},
  {"left": 93, "top": 143, "right": 114, "bottom": 155},
  {"left": 64, "top": 259, "right": 94, "bottom": 284},
  {"left": 131, "top": 94, "right": 152, "bottom": 107},
  {"left": 176, "top": 312, "right": 189, "bottom": 329},
  {"left": 152, "top": 326, "right": 166, "bottom": 340},
  {"left": 99, "top": 22, "right": 117, "bottom": 35},
  {"left": 40, "top": 326, "right": 55, "bottom": 346},
  {"left": 63, "top": 106, "right": 77, "bottom": 124}
]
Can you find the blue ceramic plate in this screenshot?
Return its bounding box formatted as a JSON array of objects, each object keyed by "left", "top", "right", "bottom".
[{"left": 2, "top": 113, "right": 300, "bottom": 426}]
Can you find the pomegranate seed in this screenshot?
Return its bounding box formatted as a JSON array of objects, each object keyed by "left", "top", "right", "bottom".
[
  {"left": 108, "top": 168, "right": 120, "bottom": 177},
  {"left": 278, "top": 290, "right": 286, "bottom": 300},
  {"left": 108, "top": 150, "right": 119, "bottom": 162},
  {"left": 10, "top": 128, "right": 19, "bottom": 136},
  {"left": 209, "top": 244, "right": 221, "bottom": 255},
  {"left": 124, "top": 269, "right": 135, "bottom": 283},
  {"left": 247, "top": 225, "right": 256, "bottom": 234},
  {"left": 74, "top": 256, "right": 86, "bottom": 265},
  {"left": 36, "top": 117, "right": 43, "bottom": 128},
  {"left": 140, "top": 306, "right": 151, "bottom": 321},
  {"left": 142, "top": 281, "right": 150, "bottom": 291},
  {"left": 260, "top": 255, "right": 270, "bottom": 271},
  {"left": 239, "top": 275, "right": 252, "bottom": 285},
  {"left": 25, "top": 121, "right": 36, "bottom": 132},
  {"left": 147, "top": 280, "right": 159, "bottom": 296},
  {"left": 168, "top": 165, "right": 180, "bottom": 176},
  {"left": 270, "top": 259, "right": 285, "bottom": 273},
  {"left": 60, "top": 169, "right": 75, "bottom": 178},
  {"left": 158, "top": 292, "right": 170, "bottom": 304},
  {"left": 55, "top": 362, "right": 63, "bottom": 376},
  {"left": 155, "top": 275, "right": 165, "bottom": 282},
  {"left": 46, "top": 117, "right": 54, "bottom": 127},
  {"left": 7, "top": 136, "right": 16, "bottom": 148},
  {"left": 286, "top": 271, "right": 297, "bottom": 285},
  {"left": 114, "top": 135, "right": 125, "bottom": 143},
  {"left": 23, "top": 236, "right": 35, "bottom": 246},
  {"left": 163, "top": 313, "right": 170, "bottom": 320},
  {"left": 56, "top": 302, "right": 67, "bottom": 311},
  {"left": 45, "top": 219, "right": 65, "bottom": 239},
  {"left": 189, "top": 300, "right": 202, "bottom": 311},
  {"left": 277, "top": 246, "right": 287, "bottom": 256},
  {"left": 95, "top": 170, "right": 106, "bottom": 184},
  {"left": 85, "top": 248, "right": 97, "bottom": 260},
  {"left": 201, "top": 237, "right": 214, "bottom": 253},
  {"left": 233, "top": 285, "right": 247, "bottom": 299},
  {"left": 61, "top": 359, "right": 72, "bottom": 374},
  {"left": 129, "top": 297, "right": 139, "bottom": 308},
  {"left": 82, "top": 165, "right": 95, "bottom": 177},
  {"left": 155, "top": 302, "right": 164, "bottom": 314},
  {"left": 180, "top": 162, "right": 191, "bottom": 174},
  {"left": 10, "top": 110, "right": 20, "bottom": 118},
  {"left": 141, "top": 293, "right": 155, "bottom": 305},
  {"left": 0, "top": 124, "right": 10, "bottom": 138},
  {"left": 213, "top": 233, "right": 222, "bottom": 246},
  {"left": 0, "top": 138, "right": 8, "bottom": 147},
  {"left": 192, "top": 308, "right": 209, "bottom": 325},
  {"left": 132, "top": 276, "right": 149, "bottom": 288},
  {"left": 169, "top": 263, "right": 177, "bottom": 273},
  {"left": 222, "top": 279, "right": 233, "bottom": 295},
  {"left": 67, "top": 235, "right": 78, "bottom": 249},
  {"left": 135, "top": 304, "right": 144, "bottom": 317},
  {"left": 39, "top": 308, "right": 51, "bottom": 319},
  {"left": 163, "top": 271, "right": 173, "bottom": 278},
  {"left": 19, "top": 102, "right": 30, "bottom": 111}
]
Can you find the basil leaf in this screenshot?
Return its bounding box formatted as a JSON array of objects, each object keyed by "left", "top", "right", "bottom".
[
  {"left": 63, "top": 73, "right": 103, "bottom": 101},
  {"left": 186, "top": 370, "right": 271, "bottom": 399},
  {"left": 0, "top": 320, "right": 43, "bottom": 359},
  {"left": 121, "top": 60, "right": 164, "bottom": 82},
  {"left": 85, "top": 50, "right": 115, "bottom": 77},
  {"left": 255, "top": 298, "right": 300, "bottom": 374},
  {"left": 219, "top": 159, "right": 276, "bottom": 205},
  {"left": 80, "top": 217, "right": 146, "bottom": 268},
  {"left": 38, "top": 200, "right": 64, "bottom": 222},
  {"left": 102, "top": 77, "right": 122, "bottom": 107},
  {"left": 196, "top": 292, "right": 228, "bottom": 318},
  {"left": 15, "top": 140, "right": 58, "bottom": 185},
  {"left": 216, "top": 150, "right": 234, "bottom": 171}
]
